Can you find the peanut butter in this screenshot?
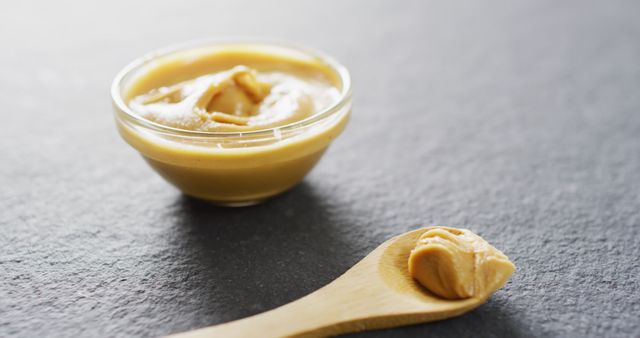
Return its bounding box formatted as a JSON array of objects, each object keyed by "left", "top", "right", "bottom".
[
  {"left": 128, "top": 64, "right": 339, "bottom": 132},
  {"left": 408, "top": 227, "right": 515, "bottom": 300}
]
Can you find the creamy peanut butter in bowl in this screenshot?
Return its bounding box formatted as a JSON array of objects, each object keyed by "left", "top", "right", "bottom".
[{"left": 111, "top": 40, "right": 352, "bottom": 206}]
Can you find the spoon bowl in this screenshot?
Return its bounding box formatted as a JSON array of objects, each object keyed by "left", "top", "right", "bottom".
[{"left": 170, "top": 228, "right": 498, "bottom": 338}]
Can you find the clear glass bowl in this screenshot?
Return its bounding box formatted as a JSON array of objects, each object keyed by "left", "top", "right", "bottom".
[{"left": 111, "top": 40, "right": 352, "bottom": 206}]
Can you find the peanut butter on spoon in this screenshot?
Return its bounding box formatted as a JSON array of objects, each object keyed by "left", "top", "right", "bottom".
[{"left": 408, "top": 226, "right": 516, "bottom": 300}]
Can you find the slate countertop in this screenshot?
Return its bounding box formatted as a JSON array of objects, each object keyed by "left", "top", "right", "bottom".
[{"left": 1, "top": 1, "right": 639, "bottom": 337}]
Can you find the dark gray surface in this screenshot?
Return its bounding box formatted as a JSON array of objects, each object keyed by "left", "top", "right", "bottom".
[{"left": 1, "top": 1, "right": 639, "bottom": 337}]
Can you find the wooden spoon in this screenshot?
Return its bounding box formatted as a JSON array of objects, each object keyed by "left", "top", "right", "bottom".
[{"left": 169, "top": 228, "right": 501, "bottom": 338}]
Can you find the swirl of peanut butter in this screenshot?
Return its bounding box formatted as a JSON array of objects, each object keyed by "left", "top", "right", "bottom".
[
  {"left": 408, "top": 227, "right": 515, "bottom": 300},
  {"left": 129, "top": 65, "right": 339, "bottom": 132}
]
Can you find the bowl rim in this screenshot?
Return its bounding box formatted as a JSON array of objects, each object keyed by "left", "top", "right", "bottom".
[{"left": 111, "top": 38, "right": 352, "bottom": 138}]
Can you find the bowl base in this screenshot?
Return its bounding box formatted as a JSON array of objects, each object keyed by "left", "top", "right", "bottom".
[
  {"left": 209, "top": 199, "right": 266, "bottom": 207},
  {"left": 183, "top": 193, "right": 267, "bottom": 207}
]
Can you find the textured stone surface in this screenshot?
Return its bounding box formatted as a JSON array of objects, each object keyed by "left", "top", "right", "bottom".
[{"left": 1, "top": 1, "right": 639, "bottom": 337}]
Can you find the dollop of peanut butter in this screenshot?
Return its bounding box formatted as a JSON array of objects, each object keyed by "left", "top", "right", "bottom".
[
  {"left": 128, "top": 65, "right": 339, "bottom": 132},
  {"left": 133, "top": 66, "right": 271, "bottom": 126},
  {"left": 408, "top": 227, "right": 515, "bottom": 300}
]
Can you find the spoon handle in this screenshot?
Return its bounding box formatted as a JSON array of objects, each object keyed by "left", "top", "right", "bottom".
[
  {"left": 168, "top": 279, "right": 357, "bottom": 338},
  {"left": 165, "top": 232, "right": 485, "bottom": 338}
]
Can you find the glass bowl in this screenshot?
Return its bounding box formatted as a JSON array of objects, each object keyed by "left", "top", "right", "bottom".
[{"left": 111, "top": 40, "right": 352, "bottom": 206}]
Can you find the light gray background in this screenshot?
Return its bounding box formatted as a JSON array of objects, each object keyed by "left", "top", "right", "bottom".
[{"left": 1, "top": 1, "right": 639, "bottom": 337}]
